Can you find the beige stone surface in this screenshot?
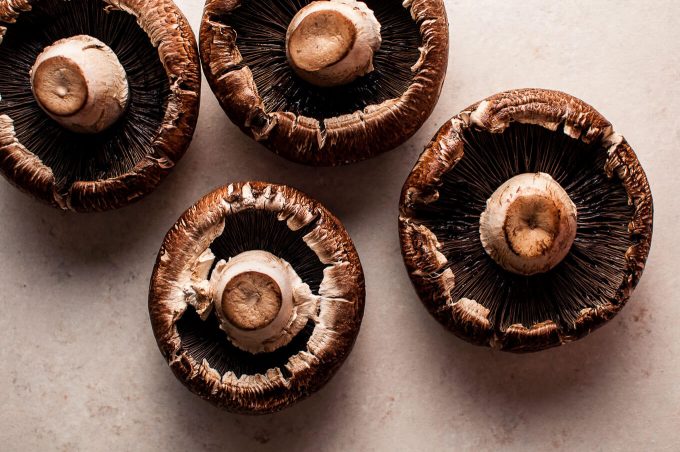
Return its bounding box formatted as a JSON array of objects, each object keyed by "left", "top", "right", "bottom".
[{"left": 1, "top": 0, "right": 678, "bottom": 450}]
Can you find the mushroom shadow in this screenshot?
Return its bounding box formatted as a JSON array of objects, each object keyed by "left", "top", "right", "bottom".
[
  {"left": 414, "top": 281, "right": 656, "bottom": 423},
  {"left": 163, "top": 358, "right": 360, "bottom": 450},
  {"left": 0, "top": 180, "right": 170, "bottom": 267}
]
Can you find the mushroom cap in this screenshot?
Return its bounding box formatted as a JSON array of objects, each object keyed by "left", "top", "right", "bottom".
[
  {"left": 399, "top": 88, "right": 653, "bottom": 352},
  {"left": 149, "top": 182, "right": 365, "bottom": 413},
  {"left": 0, "top": 0, "right": 200, "bottom": 211},
  {"left": 199, "top": 0, "right": 448, "bottom": 166}
]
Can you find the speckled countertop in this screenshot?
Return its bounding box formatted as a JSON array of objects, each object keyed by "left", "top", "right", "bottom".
[{"left": 1, "top": 1, "right": 678, "bottom": 450}]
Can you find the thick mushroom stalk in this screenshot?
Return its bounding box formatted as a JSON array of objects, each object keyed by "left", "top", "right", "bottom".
[
  {"left": 189, "top": 249, "right": 319, "bottom": 354},
  {"left": 479, "top": 172, "right": 577, "bottom": 276},
  {"left": 285, "top": 0, "right": 381, "bottom": 87},
  {"left": 30, "top": 35, "right": 129, "bottom": 134}
]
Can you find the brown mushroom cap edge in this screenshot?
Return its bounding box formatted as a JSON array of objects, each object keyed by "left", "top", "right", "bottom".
[
  {"left": 199, "top": 0, "right": 448, "bottom": 166},
  {"left": 0, "top": 0, "right": 200, "bottom": 211},
  {"left": 399, "top": 88, "right": 653, "bottom": 352},
  {"left": 149, "top": 182, "right": 365, "bottom": 413}
]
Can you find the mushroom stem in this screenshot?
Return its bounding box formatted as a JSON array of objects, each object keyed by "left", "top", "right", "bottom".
[
  {"left": 30, "top": 35, "right": 129, "bottom": 134},
  {"left": 209, "top": 250, "right": 317, "bottom": 354},
  {"left": 285, "top": 0, "right": 381, "bottom": 87},
  {"left": 479, "top": 172, "right": 577, "bottom": 275}
]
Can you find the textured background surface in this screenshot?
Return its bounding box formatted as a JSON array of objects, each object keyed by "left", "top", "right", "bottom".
[{"left": 1, "top": 1, "right": 678, "bottom": 450}]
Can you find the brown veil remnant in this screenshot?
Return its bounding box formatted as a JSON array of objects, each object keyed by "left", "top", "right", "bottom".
[
  {"left": 0, "top": 0, "right": 200, "bottom": 211},
  {"left": 200, "top": 0, "right": 448, "bottom": 165},
  {"left": 399, "top": 89, "right": 653, "bottom": 352},
  {"left": 149, "top": 182, "right": 365, "bottom": 413}
]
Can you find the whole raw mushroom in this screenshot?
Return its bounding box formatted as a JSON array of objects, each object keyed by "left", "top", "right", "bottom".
[
  {"left": 0, "top": 0, "right": 200, "bottom": 211},
  {"left": 200, "top": 0, "right": 449, "bottom": 165},
  {"left": 399, "top": 88, "right": 653, "bottom": 352},
  {"left": 149, "top": 182, "right": 366, "bottom": 413}
]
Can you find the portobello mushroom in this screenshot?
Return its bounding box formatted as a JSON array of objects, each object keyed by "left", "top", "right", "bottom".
[
  {"left": 149, "top": 182, "right": 365, "bottom": 413},
  {"left": 399, "top": 88, "right": 653, "bottom": 352},
  {"left": 0, "top": 0, "right": 200, "bottom": 211},
  {"left": 200, "top": 0, "right": 448, "bottom": 165}
]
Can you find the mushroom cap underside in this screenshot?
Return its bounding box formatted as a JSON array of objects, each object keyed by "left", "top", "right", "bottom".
[
  {"left": 0, "top": 0, "right": 200, "bottom": 211},
  {"left": 399, "top": 88, "right": 653, "bottom": 352},
  {"left": 199, "top": 0, "right": 448, "bottom": 165},
  {"left": 149, "top": 182, "right": 365, "bottom": 413}
]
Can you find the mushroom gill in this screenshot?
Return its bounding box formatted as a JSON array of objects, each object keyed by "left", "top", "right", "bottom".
[
  {"left": 0, "top": 0, "right": 169, "bottom": 185},
  {"left": 413, "top": 122, "right": 635, "bottom": 331},
  {"left": 222, "top": 0, "right": 420, "bottom": 119},
  {"left": 176, "top": 209, "right": 325, "bottom": 377}
]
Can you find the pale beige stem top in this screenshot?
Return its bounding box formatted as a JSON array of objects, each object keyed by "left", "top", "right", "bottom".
[
  {"left": 30, "top": 35, "right": 129, "bottom": 134},
  {"left": 286, "top": 0, "right": 381, "bottom": 87},
  {"left": 188, "top": 249, "right": 319, "bottom": 354},
  {"left": 479, "top": 172, "right": 578, "bottom": 275}
]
